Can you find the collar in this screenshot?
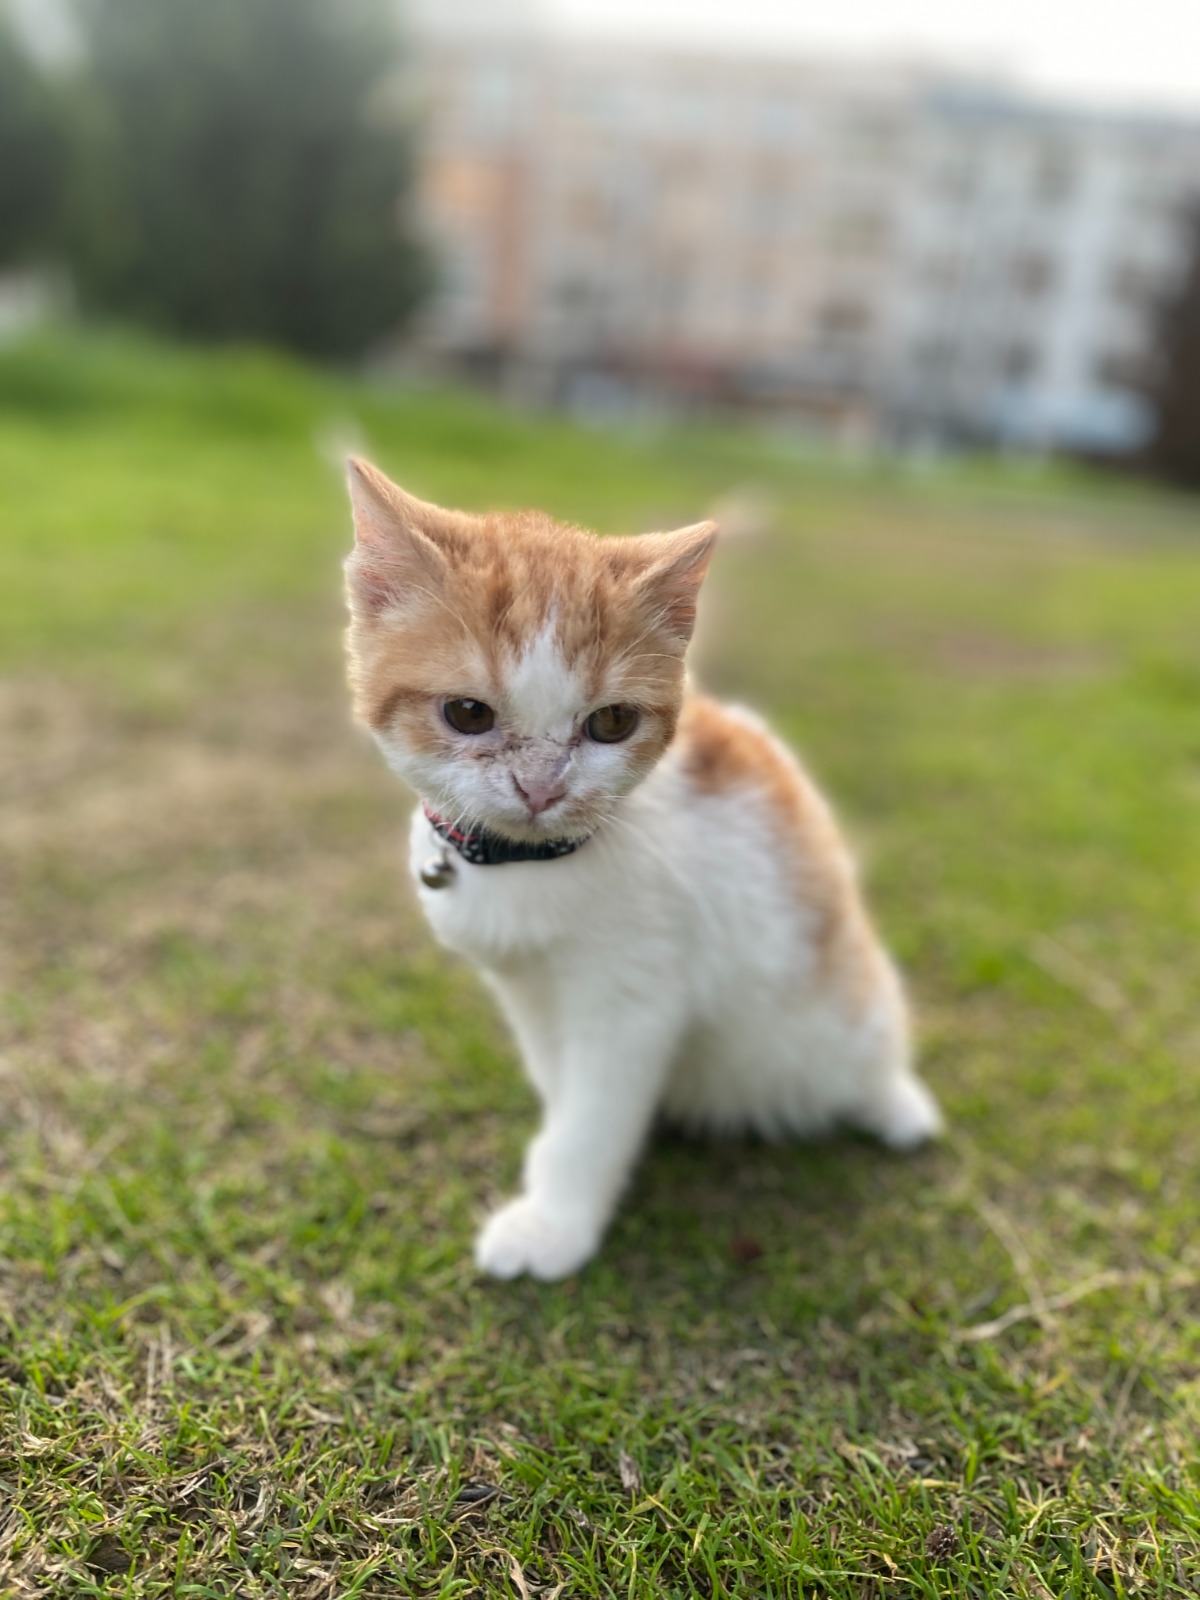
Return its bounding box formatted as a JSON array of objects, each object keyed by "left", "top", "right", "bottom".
[{"left": 422, "top": 803, "right": 592, "bottom": 866}]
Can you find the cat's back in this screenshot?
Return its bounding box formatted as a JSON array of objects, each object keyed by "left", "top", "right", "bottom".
[
  {"left": 664, "top": 695, "right": 884, "bottom": 993},
  {"left": 671, "top": 695, "right": 855, "bottom": 890},
  {"left": 660, "top": 695, "right": 905, "bottom": 1134}
]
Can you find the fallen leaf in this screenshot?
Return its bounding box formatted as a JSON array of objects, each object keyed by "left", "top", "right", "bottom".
[
  {"left": 507, "top": 1551, "right": 531, "bottom": 1599},
  {"left": 451, "top": 1482, "right": 499, "bottom": 1514}
]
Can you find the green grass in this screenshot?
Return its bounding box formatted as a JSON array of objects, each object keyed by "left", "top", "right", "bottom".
[{"left": 1, "top": 327, "right": 1198, "bottom": 1598}]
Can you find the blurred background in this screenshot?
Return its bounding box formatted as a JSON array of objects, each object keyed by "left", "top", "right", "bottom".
[{"left": 1, "top": 0, "right": 1199, "bottom": 475}]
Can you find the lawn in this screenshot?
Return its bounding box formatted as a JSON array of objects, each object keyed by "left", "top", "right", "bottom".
[{"left": 0, "top": 330, "right": 1197, "bottom": 1598}]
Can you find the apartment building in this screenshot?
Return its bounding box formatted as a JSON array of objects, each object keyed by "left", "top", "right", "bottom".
[
  {"left": 409, "top": 18, "right": 1200, "bottom": 452},
  {"left": 887, "top": 88, "right": 1200, "bottom": 451}
]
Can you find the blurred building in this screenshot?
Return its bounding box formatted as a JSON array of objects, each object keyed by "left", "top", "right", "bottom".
[
  {"left": 888, "top": 89, "right": 1200, "bottom": 453},
  {"left": 409, "top": 17, "right": 1200, "bottom": 454}
]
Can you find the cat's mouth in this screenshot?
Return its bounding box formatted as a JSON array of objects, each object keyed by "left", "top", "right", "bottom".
[
  {"left": 476, "top": 792, "right": 598, "bottom": 845},
  {"left": 424, "top": 787, "right": 597, "bottom": 846},
  {"left": 427, "top": 804, "right": 598, "bottom": 854},
  {"left": 490, "top": 808, "right": 594, "bottom": 845}
]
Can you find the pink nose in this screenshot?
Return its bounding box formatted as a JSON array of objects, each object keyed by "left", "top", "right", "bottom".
[{"left": 512, "top": 775, "right": 566, "bottom": 816}]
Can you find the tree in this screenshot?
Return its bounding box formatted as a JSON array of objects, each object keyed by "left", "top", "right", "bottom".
[
  {"left": 1147, "top": 204, "right": 1200, "bottom": 488},
  {"left": 66, "top": 0, "right": 429, "bottom": 358},
  {"left": 0, "top": 6, "right": 69, "bottom": 269}
]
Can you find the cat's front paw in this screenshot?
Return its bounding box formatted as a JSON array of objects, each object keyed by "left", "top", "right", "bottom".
[{"left": 474, "top": 1197, "right": 598, "bottom": 1282}]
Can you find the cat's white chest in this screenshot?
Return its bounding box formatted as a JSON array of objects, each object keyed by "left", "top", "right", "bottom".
[{"left": 406, "top": 809, "right": 601, "bottom": 965}]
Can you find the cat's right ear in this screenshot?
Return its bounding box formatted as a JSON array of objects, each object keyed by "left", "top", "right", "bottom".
[{"left": 345, "top": 458, "right": 452, "bottom": 618}]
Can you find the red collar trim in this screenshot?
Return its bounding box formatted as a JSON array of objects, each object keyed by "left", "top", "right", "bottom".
[{"left": 422, "top": 803, "right": 590, "bottom": 866}]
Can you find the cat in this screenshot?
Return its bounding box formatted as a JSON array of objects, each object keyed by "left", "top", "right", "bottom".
[{"left": 343, "top": 458, "right": 943, "bottom": 1281}]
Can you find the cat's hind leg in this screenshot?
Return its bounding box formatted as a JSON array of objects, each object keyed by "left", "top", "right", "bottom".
[
  {"left": 837, "top": 972, "right": 943, "bottom": 1150},
  {"left": 852, "top": 1069, "right": 944, "bottom": 1150}
]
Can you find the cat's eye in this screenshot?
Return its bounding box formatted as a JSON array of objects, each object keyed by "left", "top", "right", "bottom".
[
  {"left": 443, "top": 698, "right": 496, "bottom": 735},
  {"left": 585, "top": 704, "right": 640, "bottom": 743}
]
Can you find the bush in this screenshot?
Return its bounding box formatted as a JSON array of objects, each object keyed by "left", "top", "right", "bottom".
[
  {"left": 59, "top": 0, "right": 430, "bottom": 358},
  {"left": 0, "top": 9, "right": 70, "bottom": 269}
]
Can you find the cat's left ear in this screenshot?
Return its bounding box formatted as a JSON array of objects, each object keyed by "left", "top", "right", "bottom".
[
  {"left": 633, "top": 521, "right": 718, "bottom": 643},
  {"left": 345, "top": 457, "right": 461, "bottom": 617}
]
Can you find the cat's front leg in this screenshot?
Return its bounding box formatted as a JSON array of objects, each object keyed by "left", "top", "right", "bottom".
[{"left": 475, "top": 1000, "right": 682, "bottom": 1281}]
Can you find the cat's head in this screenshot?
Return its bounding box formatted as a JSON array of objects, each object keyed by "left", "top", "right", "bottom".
[{"left": 343, "top": 459, "right": 716, "bottom": 843}]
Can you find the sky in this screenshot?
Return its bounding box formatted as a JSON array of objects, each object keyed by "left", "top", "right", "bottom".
[
  {"left": 547, "top": 0, "right": 1200, "bottom": 113},
  {"left": 11, "top": 0, "right": 1200, "bottom": 115}
]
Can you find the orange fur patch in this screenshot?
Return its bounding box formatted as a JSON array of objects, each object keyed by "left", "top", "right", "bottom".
[{"left": 675, "top": 697, "right": 884, "bottom": 1006}]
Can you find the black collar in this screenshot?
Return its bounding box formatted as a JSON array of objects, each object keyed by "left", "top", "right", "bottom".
[{"left": 423, "top": 804, "right": 592, "bottom": 866}]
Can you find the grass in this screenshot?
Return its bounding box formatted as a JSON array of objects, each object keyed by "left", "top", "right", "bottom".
[{"left": 0, "top": 327, "right": 1198, "bottom": 1598}]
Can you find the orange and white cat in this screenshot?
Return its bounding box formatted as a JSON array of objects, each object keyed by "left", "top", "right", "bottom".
[{"left": 343, "top": 459, "right": 942, "bottom": 1280}]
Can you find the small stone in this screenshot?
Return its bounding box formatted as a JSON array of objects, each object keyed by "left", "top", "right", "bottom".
[
  {"left": 731, "top": 1233, "right": 765, "bottom": 1266},
  {"left": 926, "top": 1524, "right": 958, "bottom": 1561}
]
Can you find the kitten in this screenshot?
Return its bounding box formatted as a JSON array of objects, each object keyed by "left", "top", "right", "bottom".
[{"left": 343, "top": 458, "right": 942, "bottom": 1281}]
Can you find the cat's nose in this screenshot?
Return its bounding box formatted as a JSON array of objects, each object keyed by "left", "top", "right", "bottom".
[{"left": 512, "top": 775, "right": 566, "bottom": 816}]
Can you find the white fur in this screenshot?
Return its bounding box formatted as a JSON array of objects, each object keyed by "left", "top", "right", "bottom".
[
  {"left": 398, "top": 684, "right": 942, "bottom": 1281},
  {"left": 506, "top": 616, "right": 585, "bottom": 734}
]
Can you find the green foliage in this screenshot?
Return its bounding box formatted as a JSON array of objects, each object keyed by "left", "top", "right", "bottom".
[
  {"left": 1, "top": 331, "right": 1199, "bottom": 1597},
  {"left": 62, "top": 0, "right": 428, "bottom": 356},
  {"left": 0, "top": 7, "right": 70, "bottom": 267}
]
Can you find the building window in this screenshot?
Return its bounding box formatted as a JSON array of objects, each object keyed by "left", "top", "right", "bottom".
[
  {"left": 825, "top": 210, "right": 889, "bottom": 257},
  {"left": 468, "top": 64, "right": 519, "bottom": 139},
  {"left": 1010, "top": 252, "right": 1056, "bottom": 297},
  {"left": 1109, "top": 259, "right": 1160, "bottom": 311},
  {"left": 998, "top": 342, "right": 1039, "bottom": 382},
  {"left": 1093, "top": 348, "right": 1151, "bottom": 390},
  {"left": 841, "top": 110, "right": 905, "bottom": 164},
  {"left": 740, "top": 273, "right": 772, "bottom": 319},
  {"left": 428, "top": 156, "right": 494, "bottom": 222},
  {"left": 1032, "top": 145, "right": 1076, "bottom": 204},
  {"left": 936, "top": 156, "right": 980, "bottom": 205},
  {"left": 447, "top": 247, "right": 488, "bottom": 316},
  {"left": 755, "top": 96, "right": 805, "bottom": 147},
  {"left": 568, "top": 186, "right": 608, "bottom": 233},
  {"left": 817, "top": 299, "right": 872, "bottom": 339},
  {"left": 579, "top": 78, "right": 630, "bottom": 133},
  {"left": 912, "top": 336, "right": 956, "bottom": 375},
  {"left": 744, "top": 181, "right": 789, "bottom": 236},
  {"left": 923, "top": 250, "right": 965, "bottom": 289}
]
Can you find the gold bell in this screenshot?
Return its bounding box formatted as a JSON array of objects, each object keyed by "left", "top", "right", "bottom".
[{"left": 420, "top": 851, "right": 455, "bottom": 890}]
